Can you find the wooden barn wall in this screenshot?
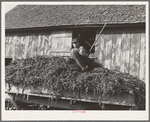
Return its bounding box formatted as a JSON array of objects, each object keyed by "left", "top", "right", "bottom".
[
  {"left": 5, "top": 31, "right": 72, "bottom": 59},
  {"left": 95, "top": 27, "right": 146, "bottom": 82},
  {"left": 5, "top": 26, "right": 146, "bottom": 81}
]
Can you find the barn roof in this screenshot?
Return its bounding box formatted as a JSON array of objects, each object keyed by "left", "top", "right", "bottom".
[{"left": 5, "top": 5, "right": 145, "bottom": 29}]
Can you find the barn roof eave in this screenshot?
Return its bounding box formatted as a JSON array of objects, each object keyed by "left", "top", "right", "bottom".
[{"left": 5, "top": 22, "right": 145, "bottom": 32}]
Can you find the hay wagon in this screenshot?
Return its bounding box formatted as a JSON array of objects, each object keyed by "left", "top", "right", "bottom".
[
  {"left": 5, "top": 5, "right": 146, "bottom": 111},
  {"left": 5, "top": 83, "right": 137, "bottom": 110}
]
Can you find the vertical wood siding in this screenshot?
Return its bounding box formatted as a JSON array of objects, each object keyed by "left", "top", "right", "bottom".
[
  {"left": 103, "top": 30, "right": 112, "bottom": 70},
  {"left": 112, "top": 31, "right": 122, "bottom": 71},
  {"left": 96, "top": 27, "right": 146, "bottom": 82},
  {"left": 5, "top": 31, "right": 72, "bottom": 59},
  {"left": 93, "top": 31, "right": 101, "bottom": 58},
  {"left": 98, "top": 34, "right": 106, "bottom": 66},
  {"left": 5, "top": 27, "right": 146, "bottom": 81},
  {"left": 120, "top": 30, "right": 130, "bottom": 73},
  {"left": 139, "top": 29, "right": 146, "bottom": 81},
  {"left": 129, "top": 29, "right": 141, "bottom": 77}
]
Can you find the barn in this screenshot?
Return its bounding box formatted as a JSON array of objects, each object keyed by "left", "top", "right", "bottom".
[{"left": 5, "top": 5, "right": 146, "bottom": 81}]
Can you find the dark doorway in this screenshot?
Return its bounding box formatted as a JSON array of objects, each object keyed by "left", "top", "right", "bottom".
[{"left": 72, "top": 30, "right": 96, "bottom": 53}]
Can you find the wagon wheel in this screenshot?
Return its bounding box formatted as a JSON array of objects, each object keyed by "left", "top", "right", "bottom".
[{"left": 5, "top": 98, "right": 20, "bottom": 110}]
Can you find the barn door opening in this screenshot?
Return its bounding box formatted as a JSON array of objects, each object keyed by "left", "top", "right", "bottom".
[{"left": 72, "top": 30, "right": 96, "bottom": 53}]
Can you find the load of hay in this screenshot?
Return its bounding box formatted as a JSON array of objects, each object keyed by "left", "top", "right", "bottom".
[{"left": 5, "top": 56, "right": 145, "bottom": 109}]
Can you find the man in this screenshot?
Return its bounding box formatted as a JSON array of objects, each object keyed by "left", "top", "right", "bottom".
[{"left": 70, "top": 38, "right": 90, "bottom": 72}]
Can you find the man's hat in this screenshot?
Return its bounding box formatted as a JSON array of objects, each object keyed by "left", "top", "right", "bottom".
[{"left": 72, "top": 38, "right": 79, "bottom": 43}]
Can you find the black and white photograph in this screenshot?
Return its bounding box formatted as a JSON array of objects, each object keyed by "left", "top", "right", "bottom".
[{"left": 1, "top": 1, "right": 149, "bottom": 121}]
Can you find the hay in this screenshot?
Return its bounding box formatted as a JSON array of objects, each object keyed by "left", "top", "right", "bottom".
[{"left": 5, "top": 56, "right": 145, "bottom": 109}]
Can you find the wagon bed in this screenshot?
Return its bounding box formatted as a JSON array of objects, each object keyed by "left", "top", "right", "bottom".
[{"left": 5, "top": 84, "right": 137, "bottom": 110}]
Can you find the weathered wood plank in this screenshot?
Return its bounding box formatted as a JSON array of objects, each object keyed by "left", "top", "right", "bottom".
[
  {"left": 111, "top": 31, "right": 122, "bottom": 71},
  {"left": 98, "top": 33, "right": 106, "bottom": 66},
  {"left": 51, "top": 37, "right": 71, "bottom": 52},
  {"left": 16, "top": 37, "right": 21, "bottom": 58},
  {"left": 25, "top": 35, "right": 30, "bottom": 58},
  {"left": 105, "top": 31, "right": 112, "bottom": 69},
  {"left": 32, "top": 34, "right": 38, "bottom": 57},
  {"left": 47, "top": 35, "right": 52, "bottom": 56},
  {"left": 41, "top": 34, "right": 45, "bottom": 56},
  {"left": 22, "top": 36, "right": 27, "bottom": 58},
  {"left": 16, "top": 36, "right": 25, "bottom": 59},
  {"left": 120, "top": 30, "right": 130, "bottom": 73},
  {"left": 129, "top": 29, "right": 141, "bottom": 77},
  {"left": 20, "top": 36, "right": 26, "bottom": 58},
  {"left": 139, "top": 29, "right": 146, "bottom": 81},
  {"left": 51, "top": 36, "right": 57, "bottom": 50},
  {"left": 37, "top": 34, "right": 42, "bottom": 56},
  {"left": 25, "top": 35, "right": 31, "bottom": 58},
  {"left": 64, "top": 37, "right": 72, "bottom": 51},
  {"left": 30, "top": 35, "right": 35, "bottom": 57},
  {"left": 18, "top": 36, "right": 24, "bottom": 59},
  {"left": 94, "top": 30, "right": 101, "bottom": 58},
  {"left": 51, "top": 31, "right": 72, "bottom": 53},
  {"left": 12, "top": 36, "right": 17, "bottom": 59},
  {"left": 30, "top": 35, "right": 34, "bottom": 57},
  {"left": 43, "top": 35, "right": 50, "bottom": 56},
  {"left": 5, "top": 36, "right": 11, "bottom": 58},
  {"left": 10, "top": 36, "right": 14, "bottom": 58}
]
